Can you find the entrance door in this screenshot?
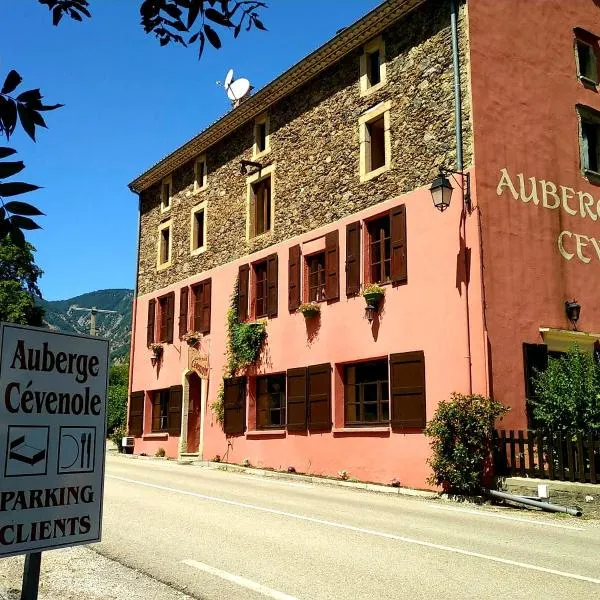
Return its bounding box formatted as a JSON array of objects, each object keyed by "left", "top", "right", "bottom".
[{"left": 187, "top": 373, "right": 201, "bottom": 453}]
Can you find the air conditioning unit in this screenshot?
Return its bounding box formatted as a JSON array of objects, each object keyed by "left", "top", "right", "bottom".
[{"left": 121, "top": 437, "right": 135, "bottom": 454}]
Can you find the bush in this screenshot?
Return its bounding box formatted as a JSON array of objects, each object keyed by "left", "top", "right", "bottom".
[
  {"left": 532, "top": 344, "right": 600, "bottom": 432},
  {"left": 425, "top": 393, "right": 508, "bottom": 495},
  {"left": 155, "top": 447, "right": 166, "bottom": 458},
  {"left": 107, "top": 384, "right": 127, "bottom": 434},
  {"left": 109, "top": 425, "right": 126, "bottom": 452}
]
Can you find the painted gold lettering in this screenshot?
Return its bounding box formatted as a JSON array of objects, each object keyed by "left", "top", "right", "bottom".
[
  {"left": 496, "top": 168, "right": 519, "bottom": 199},
  {"left": 517, "top": 173, "right": 539, "bottom": 205},
  {"left": 578, "top": 191, "right": 598, "bottom": 220},
  {"left": 558, "top": 231, "right": 575, "bottom": 260},
  {"left": 541, "top": 180, "right": 560, "bottom": 209},
  {"left": 560, "top": 186, "right": 578, "bottom": 216},
  {"left": 591, "top": 236, "right": 600, "bottom": 260},
  {"left": 574, "top": 233, "right": 592, "bottom": 263}
]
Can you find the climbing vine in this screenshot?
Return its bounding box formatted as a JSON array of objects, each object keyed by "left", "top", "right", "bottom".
[{"left": 210, "top": 277, "right": 267, "bottom": 425}]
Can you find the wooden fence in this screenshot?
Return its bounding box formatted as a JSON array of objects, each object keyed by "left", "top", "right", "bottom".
[{"left": 494, "top": 430, "right": 600, "bottom": 484}]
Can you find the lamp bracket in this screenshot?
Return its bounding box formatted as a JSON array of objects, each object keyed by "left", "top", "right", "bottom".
[
  {"left": 240, "top": 160, "right": 263, "bottom": 176},
  {"left": 438, "top": 167, "right": 471, "bottom": 212}
]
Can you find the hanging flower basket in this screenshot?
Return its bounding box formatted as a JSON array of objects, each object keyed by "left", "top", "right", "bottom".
[
  {"left": 298, "top": 302, "right": 321, "bottom": 318},
  {"left": 182, "top": 331, "right": 203, "bottom": 347},
  {"left": 360, "top": 283, "right": 385, "bottom": 305},
  {"left": 149, "top": 343, "right": 163, "bottom": 358}
]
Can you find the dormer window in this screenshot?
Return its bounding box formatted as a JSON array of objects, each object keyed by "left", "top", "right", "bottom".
[{"left": 160, "top": 177, "right": 172, "bottom": 212}]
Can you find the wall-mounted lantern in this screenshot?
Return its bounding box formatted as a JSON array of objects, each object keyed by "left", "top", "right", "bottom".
[
  {"left": 429, "top": 167, "right": 471, "bottom": 212},
  {"left": 365, "top": 302, "right": 377, "bottom": 324},
  {"left": 565, "top": 300, "right": 581, "bottom": 330},
  {"left": 240, "top": 160, "right": 263, "bottom": 176}
]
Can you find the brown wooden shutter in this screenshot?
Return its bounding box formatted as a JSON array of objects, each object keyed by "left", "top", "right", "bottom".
[
  {"left": 168, "top": 385, "right": 182, "bottom": 434},
  {"left": 200, "top": 278, "right": 212, "bottom": 334},
  {"left": 159, "top": 300, "right": 167, "bottom": 342},
  {"left": 390, "top": 204, "right": 407, "bottom": 284},
  {"left": 286, "top": 367, "right": 307, "bottom": 431},
  {"left": 523, "top": 343, "right": 548, "bottom": 399},
  {"left": 308, "top": 363, "right": 332, "bottom": 430},
  {"left": 325, "top": 230, "right": 339, "bottom": 301},
  {"left": 390, "top": 351, "right": 426, "bottom": 429},
  {"left": 345, "top": 221, "right": 361, "bottom": 296},
  {"left": 128, "top": 391, "right": 145, "bottom": 437},
  {"left": 147, "top": 300, "right": 156, "bottom": 346},
  {"left": 166, "top": 292, "right": 175, "bottom": 343},
  {"left": 223, "top": 377, "right": 246, "bottom": 435},
  {"left": 288, "top": 245, "right": 301, "bottom": 312},
  {"left": 238, "top": 265, "right": 250, "bottom": 322},
  {"left": 267, "top": 253, "right": 278, "bottom": 317},
  {"left": 179, "top": 287, "right": 189, "bottom": 339}
]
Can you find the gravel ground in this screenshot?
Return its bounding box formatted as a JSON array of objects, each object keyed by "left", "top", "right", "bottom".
[{"left": 0, "top": 546, "right": 195, "bottom": 600}]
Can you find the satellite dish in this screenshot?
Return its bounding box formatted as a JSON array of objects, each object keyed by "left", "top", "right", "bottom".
[
  {"left": 224, "top": 68, "right": 234, "bottom": 88},
  {"left": 227, "top": 78, "right": 250, "bottom": 101}
]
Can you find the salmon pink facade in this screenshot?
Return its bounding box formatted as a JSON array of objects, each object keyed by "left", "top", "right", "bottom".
[{"left": 127, "top": 0, "right": 600, "bottom": 489}]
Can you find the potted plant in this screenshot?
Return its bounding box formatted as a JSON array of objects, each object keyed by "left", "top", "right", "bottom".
[
  {"left": 360, "top": 283, "right": 385, "bottom": 304},
  {"left": 149, "top": 342, "right": 163, "bottom": 359},
  {"left": 182, "top": 330, "right": 203, "bottom": 347},
  {"left": 298, "top": 301, "right": 321, "bottom": 318}
]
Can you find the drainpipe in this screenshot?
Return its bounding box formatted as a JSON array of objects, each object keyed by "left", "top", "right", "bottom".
[
  {"left": 127, "top": 188, "right": 142, "bottom": 426},
  {"left": 451, "top": 0, "right": 473, "bottom": 394}
]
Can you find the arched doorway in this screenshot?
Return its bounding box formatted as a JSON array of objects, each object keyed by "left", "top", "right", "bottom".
[{"left": 186, "top": 371, "right": 202, "bottom": 454}]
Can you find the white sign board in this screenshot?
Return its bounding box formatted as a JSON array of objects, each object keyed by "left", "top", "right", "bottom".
[{"left": 0, "top": 323, "right": 109, "bottom": 558}]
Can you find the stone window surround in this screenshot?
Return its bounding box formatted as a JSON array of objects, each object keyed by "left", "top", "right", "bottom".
[
  {"left": 194, "top": 155, "right": 208, "bottom": 192},
  {"left": 574, "top": 28, "right": 599, "bottom": 88},
  {"left": 190, "top": 201, "right": 208, "bottom": 256},
  {"left": 359, "top": 36, "right": 387, "bottom": 97},
  {"left": 253, "top": 113, "right": 271, "bottom": 159},
  {"left": 160, "top": 175, "right": 172, "bottom": 213},
  {"left": 359, "top": 101, "right": 392, "bottom": 183},
  {"left": 246, "top": 163, "right": 276, "bottom": 241},
  {"left": 157, "top": 219, "right": 173, "bottom": 271},
  {"left": 577, "top": 104, "right": 600, "bottom": 184},
  {"left": 539, "top": 327, "right": 600, "bottom": 354}
]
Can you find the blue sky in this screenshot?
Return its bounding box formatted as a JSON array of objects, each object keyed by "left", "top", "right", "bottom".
[{"left": 1, "top": 0, "right": 383, "bottom": 300}]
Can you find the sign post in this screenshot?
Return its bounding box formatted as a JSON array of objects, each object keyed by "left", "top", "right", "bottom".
[{"left": 0, "top": 323, "right": 109, "bottom": 599}]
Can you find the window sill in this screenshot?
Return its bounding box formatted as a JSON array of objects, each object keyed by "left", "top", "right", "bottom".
[
  {"left": 332, "top": 427, "right": 390, "bottom": 436},
  {"left": 253, "top": 147, "right": 271, "bottom": 160},
  {"left": 156, "top": 261, "right": 172, "bottom": 271},
  {"left": 579, "top": 75, "right": 599, "bottom": 88},
  {"left": 246, "top": 429, "right": 286, "bottom": 438},
  {"left": 143, "top": 432, "right": 169, "bottom": 440},
  {"left": 583, "top": 168, "right": 600, "bottom": 185},
  {"left": 360, "top": 163, "right": 391, "bottom": 183},
  {"left": 193, "top": 184, "right": 208, "bottom": 194},
  {"left": 190, "top": 246, "right": 207, "bottom": 257},
  {"left": 360, "top": 80, "right": 387, "bottom": 97},
  {"left": 248, "top": 230, "right": 273, "bottom": 243}
]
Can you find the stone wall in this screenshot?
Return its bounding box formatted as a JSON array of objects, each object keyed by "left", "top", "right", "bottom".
[{"left": 137, "top": 0, "right": 472, "bottom": 296}]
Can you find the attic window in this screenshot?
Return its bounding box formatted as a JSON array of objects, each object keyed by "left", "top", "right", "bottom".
[
  {"left": 254, "top": 114, "right": 270, "bottom": 157},
  {"left": 360, "top": 37, "right": 386, "bottom": 95},
  {"left": 160, "top": 178, "right": 172, "bottom": 212},
  {"left": 194, "top": 156, "right": 207, "bottom": 191}
]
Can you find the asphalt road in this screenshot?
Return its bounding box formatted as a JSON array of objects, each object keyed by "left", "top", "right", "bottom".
[{"left": 96, "top": 455, "right": 600, "bottom": 600}]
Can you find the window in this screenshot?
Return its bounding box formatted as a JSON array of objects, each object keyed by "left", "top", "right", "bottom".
[
  {"left": 578, "top": 106, "right": 600, "bottom": 176},
  {"left": 152, "top": 389, "right": 170, "bottom": 432},
  {"left": 285, "top": 363, "right": 332, "bottom": 431},
  {"left": 157, "top": 221, "right": 172, "bottom": 269},
  {"left": 179, "top": 287, "right": 189, "bottom": 339},
  {"left": 128, "top": 391, "right": 145, "bottom": 437},
  {"left": 389, "top": 351, "right": 426, "bottom": 429},
  {"left": 577, "top": 40, "right": 598, "bottom": 84},
  {"left": 151, "top": 386, "right": 182, "bottom": 434},
  {"left": 194, "top": 155, "right": 207, "bottom": 191},
  {"left": 158, "top": 292, "right": 175, "bottom": 343},
  {"left": 254, "top": 261, "right": 268, "bottom": 318},
  {"left": 360, "top": 37, "right": 386, "bottom": 95},
  {"left": 254, "top": 114, "right": 270, "bottom": 157},
  {"left": 359, "top": 101, "right": 391, "bottom": 182},
  {"left": 256, "top": 374, "right": 286, "bottom": 428},
  {"left": 368, "top": 216, "right": 391, "bottom": 283},
  {"left": 192, "top": 278, "right": 211, "bottom": 334},
  {"left": 147, "top": 299, "right": 156, "bottom": 345},
  {"left": 190, "top": 202, "right": 207, "bottom": 254},
  {"left": 307, "top": 253, "right": 326, "bottom": 302},
  {"left": 246, "top": 165, "right": 275, "bottom": 240},
  {"left": 160, "top": 177, "right": 172, "bottom": 211},
  {"left": 344, "top": 360, "right": 389, "bottom": 425},
  {"left": 223, "top": 377, "right": 246, "bottom": 435},
  {"left": 252, "top": 177, "right": 271, "bottom": 236}
]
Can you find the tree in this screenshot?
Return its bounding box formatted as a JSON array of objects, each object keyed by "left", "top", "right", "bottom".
[
  {"left": 0, "top": 235, "right": 44, "bottom": 325},
  {"left": 0, "top": 1, "right": 267, "bottom": 246},
  {"left": 531, "top": 344, "right": 600, "bottom": 432},
  {"left": 107, "top": 363, "right": 129, "bottom": 434}
]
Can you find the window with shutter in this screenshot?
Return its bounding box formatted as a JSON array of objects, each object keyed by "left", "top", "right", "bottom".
[
  {"left": 168, "top": 385, "right": 183, "bottom": 435},
  {"left": 158, "top": 296, "right": 168, "bottom": 342},
  {"left": 238, "top": 265, "right": 250, "bottom": 321},
  {"left": 286, "top": 367, "right": 307, "bottom": 431},
  {"left": 158, "top": 292, "right": 175, "bottom": 343},
  {"left": 147, "top": 300, "right": 156, "bottom": 346},
  {"left": 367, "top": 216, "right": 391, "bottom": 284},
  {"left": 344, "top": 360, "right": 389, "bottom": 425},
  {"left": 193, "top": 279, "right": 212, "bottom": 334},
  {"left": 288, "top": 245, "right": 301, "bottom": 312},
  {"left": 308, "top": 363, "right": 332, "bottom": 430},
  {"left": 267, "top": 254, "right": 278, "bottom": 317},
  {"left": 254, "top": 261, "right": 268, "bottom": 318},
  {"left": 390, "top": 204, "right": 407, "bottom": 284},
  {"left": 325, "top": 230, "right": 339, "bottom": 301},
  {"left": 179, "top": 287, "right": 189, "bottom": 338},
  {"left": 223, "top": 377, "right": 247, "bottom": 435},
  {"left": 307, "top": 252, "right": 326, "bottom": 302},
  {"left": 390, "top": 351, "right": 425, "bottom": 429},
  {"left": 128, "top": 391, "right": 145, "bottom": 437},
  {"left": 256, "top": 374, "right": 286, "bottom": 428},
  {"left": 345, "top": 221, "right": 361, "bottom": 296},
  {"left": 152, "top": 389, "right": 170, "bottom": 432},
  {"left": 523, "top": 343, "right": 548, "bottom": 427}
]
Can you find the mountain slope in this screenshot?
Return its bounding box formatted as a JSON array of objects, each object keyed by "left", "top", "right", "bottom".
[{"left": 39, "top": 289, "right": 133, "bottom": 362}]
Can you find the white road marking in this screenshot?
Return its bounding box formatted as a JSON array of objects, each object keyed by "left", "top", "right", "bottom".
[
  {"left": 428, "top": 503, "right": 586, "bottom": 531},
  {"left": 107, "top": 475, "right": 600, "bottom": 586},
  {"left": 182, "top": 559, "right": 298, "bottom": 599}
]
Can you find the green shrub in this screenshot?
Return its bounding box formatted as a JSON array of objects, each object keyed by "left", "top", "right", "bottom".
[
  {"left": 155, "top": 447, "right": 166, "bottom": 458},
  {"left": 109, "top": 425, "right": 126, "bottom": 452},
  {"left": 107, "top": 384, "right": 127, "bottom": 434},
  {"left": 531, "top": 344, "right": 600, "bottom": 432},
  {"left": 425, "top": 393, "right": 508, "bottom": 494}
]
